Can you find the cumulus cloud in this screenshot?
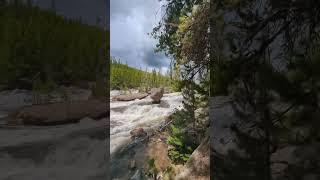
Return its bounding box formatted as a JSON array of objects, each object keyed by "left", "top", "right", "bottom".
[
  {"left": 142, "top": 48, "right": 169, "bottom": 68},
  {"left": 110, "top": 0, "right": 170, "bottom": 72}
]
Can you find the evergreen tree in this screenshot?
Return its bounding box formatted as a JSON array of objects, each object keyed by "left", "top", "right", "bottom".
[
  {"left": 152, "top": 0, "right": 210, "bottom": 167},
  {"left": 110, "top": 57, "right": 173, "bottom": 91}
]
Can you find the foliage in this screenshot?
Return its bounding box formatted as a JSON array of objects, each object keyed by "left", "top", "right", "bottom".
[
  {"left": 163, "top": 81, "right": 208, "bottom": 165},
  {"left": 167, "top": 124, "right": 195, "bottom": 164},
  {"left": 154, "top": 0, "right": 320, "bottom": 178},
  {"left": 153, "top": 1, "right": 209, "bottom": 81},
  {"left": 152, "top": 0, "right": 206, "bottom": 57},
  {"left": 0, "top": 2, "right": 108, "bottom": 90},
  {"left": 145, "top": 158, "right": 158, "bottom": 179},
  {"left": 161, "top": 166, "right": 174, "bottom": 180},
  {"left": 153, "top": 0, "right": 210, "bottom": 167},
  {"left": 32, "top": 78, "right": 57, "bottom": 94}
]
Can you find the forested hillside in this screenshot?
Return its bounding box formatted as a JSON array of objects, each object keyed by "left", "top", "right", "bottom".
[
  {"left": 0, "top": 1, "right": 108, "bottom": 90},
  {"left": 110, "top": 58, "right": 179, "bottom": 91}
]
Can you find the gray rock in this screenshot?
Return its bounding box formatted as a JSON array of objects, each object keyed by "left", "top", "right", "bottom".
[
  {"left": 112, "top": 93, "right": 148, "bottom": 101},
  {"left": 9, "top": 99, "right": 107, "bottom": 126},
  {"left": 110, "top": 90, "right": 121, "bottom": 97},
  {"left": 175, "top": 136, "right": 210, "bottom": 180},
  {"left": 129, "top": 160, "right": 136, "bottom": 170},
  {"left": 150, "top": 88, "right": 164, "bottom": 103},
  {"left": 130, "top": 169, "right": 144, "bottom": 180},
  {"left": 130, "top": 127, "right": 147, "bottom": 139}
]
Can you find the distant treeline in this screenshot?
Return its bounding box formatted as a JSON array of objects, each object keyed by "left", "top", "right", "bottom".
[
  {"left": 111, "top": 58, "right": 179, "bottom": 91},
  {"left": 0, "top": 1, "right": 108, "bottom": 89}
]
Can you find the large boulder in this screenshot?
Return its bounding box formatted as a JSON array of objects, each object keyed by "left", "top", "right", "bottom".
[
  {"left": 112, "top": 93, "right": 148, "bottom": 101},
  {"left": 8, "top": 99, "right": 107, "bottom": 126},
  {"left": 130, "top": 127, "right": 147, "bottom": 139},
  {"left": 150, "top": 88, "right": 164, "bottom": 103},
  {"left": 175, "top": 136, "right": 210, "bottom": 180},
  {"left": 146, "top": 135, "right": 171, "bottom": 172}
]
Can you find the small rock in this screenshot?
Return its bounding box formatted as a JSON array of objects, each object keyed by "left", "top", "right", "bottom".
[
  {"left": 150, "top": 88, "right": 164, "bottom": 103},
  {"left": 130, "top": 169, "right": 143, "bottom": 180},
  {"left": 130, "top": 127, "right": 147, "bottom": 138},
  {"left": 160, "top": 137, "right": 167, "bottom": 142},
  {"left": 129, "top": 160, "right": 136, "bottom": 170}
]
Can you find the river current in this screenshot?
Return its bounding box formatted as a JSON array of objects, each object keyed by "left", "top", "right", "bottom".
[{"left": 110, "top": 91, "right": 183, "bottom": 155}]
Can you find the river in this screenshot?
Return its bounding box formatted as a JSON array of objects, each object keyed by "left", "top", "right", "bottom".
[
  {"left": 110, "top": 91, "right": 183, "bottom": 179},
  {"left": 110, "top": 91, "right": 183, "bottom": 155},
  {"left": 0, "top": 89, "right": 182, "bottom": 179},
  {"left": 0, "top": 89, "right": 107, "bottom": 180}
]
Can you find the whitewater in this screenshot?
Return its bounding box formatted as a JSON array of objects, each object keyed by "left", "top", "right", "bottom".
[
  {"left": 110, "top": 91, "right": 183, "bottom": 155},
  {"left": 0, "top": 90, "right": 182, "bottom": 179}
]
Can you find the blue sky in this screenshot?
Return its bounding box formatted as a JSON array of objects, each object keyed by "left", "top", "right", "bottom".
[{"left": 110, "top": 0, "right": 170, "bottom": 74}]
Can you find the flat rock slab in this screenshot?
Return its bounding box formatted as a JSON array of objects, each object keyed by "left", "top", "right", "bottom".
[
  {"left": 112, "top": 93, "right": 148, "bottom": 101},
  {"left": 8, "top": 99, "right": 107, "bottom": 126}
]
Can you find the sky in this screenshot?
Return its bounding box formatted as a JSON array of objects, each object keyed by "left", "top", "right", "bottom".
[
  {"left": 29, "top": 0, "right": 109, "bottom": 29},
  {"left": 26, "top": 0, "right": 169, "bottom": 73},
  {"left": 110, "top": 0, "right": 170, "bottom": 74}
]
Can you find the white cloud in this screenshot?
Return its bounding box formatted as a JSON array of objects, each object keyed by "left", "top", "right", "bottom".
[{"left": 110, "top": 0, "right": 170, "bottom": 70}]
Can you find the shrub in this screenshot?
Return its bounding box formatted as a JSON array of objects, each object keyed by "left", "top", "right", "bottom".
[{"left": 167, "top": 124, "right": 196, "bottom": 164}]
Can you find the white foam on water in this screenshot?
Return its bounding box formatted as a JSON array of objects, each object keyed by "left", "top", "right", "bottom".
[
  {"left": 0, "top": 89, "right": 183, "bottom": 179},
  {"left": 0, "top": 89, "right": 108, "bottom": 180},
  {"left": 0, "top": 117, "right": 108, "bottom": 180},
  {"left": 110, "top": 92, "right": 183, "bottom": 154}
]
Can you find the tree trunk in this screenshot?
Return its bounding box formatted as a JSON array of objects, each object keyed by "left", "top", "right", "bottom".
[{"left": 263, "top": 107, "right": 272, "bottom": 180}]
